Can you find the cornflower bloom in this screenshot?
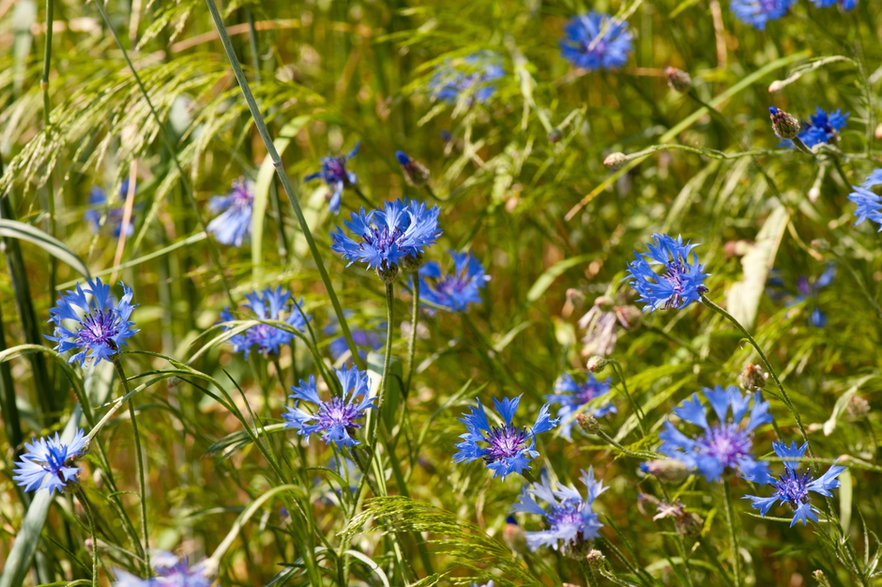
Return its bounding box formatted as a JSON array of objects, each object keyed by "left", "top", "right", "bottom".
[
  {"left": 13, "top": 429, "right": 88, "bottom": 493},
  {"left": 454, "top": 396, "right": 558, "bottom": 479},
  {"left": 113, "top": 551, "right": 211, "bottom": 587},
  {"left": 766, "top": 264, "right": 835, "bottom": 327},
  {"left": 626, "top": 233, "right": 709, "bottom": 312},
  {"left": 325, "top": 315, "right": 383, "bottom": 361},
  {"left": 305, "top": 143, "right": 360, "bottom": 214},
  {"left": 655, "top": 386, "right": 772, "bottom": 483},
  {"left": 559, "top": 12, "right": 633, "bottom": 71},
  {"left": 811, "top": 0, "right": 857, "bottom": 8},
  {"left": 730, "top": 0, "right": 796, "bottom": 29},
  {"left": 85, "top": 178, "right": 135, "bottom": 237},
  {"left": 219, "top": 287, "right": 309, "bottom": 357},
  {"left": 332, "top": 198, "right": 441, "bottom": 282},
  {"left": 206, "top": 179, "right": 255, "bottom": 247},
  {"left": 848, "top": 168, "right": 882, "bottom": 230},
  {"left": 417, "top": 250, "right": 489, "bottom": 312},
  {"left": 283, "top": 367, "right": 375, "bottom": 447},
  {"left": 780, "top": 107, "right": 849, "bottom": 149},
  {"left": 430, "top": 51, "right": 504, "bottom": 104},
  {"left": 548, "top": 373, "right": 616, "bottom": 440},
  {"left": 746, "top": 440, "right": 846, "bottom": 527},
  {"left": 512, "top": 468, "right": 607, "bottom": 552},
  {"left": 47, "top": 278, "right": 138, "bottom": 366}
]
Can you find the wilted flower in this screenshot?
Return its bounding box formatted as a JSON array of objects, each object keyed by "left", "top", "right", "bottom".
[
  {"left": 640, "top": 459, "right": 691, "bottom": 484},
  {"left": 47, "top": 279, "right": 138, "bottom": 366},
  {"left": 454, "top": 396, "right": 558, "bottom": 479},
  {"left": 305, "top": 143, "right": 360, "bottom": 214},
  {"left": 548, "top": 373, "right": 616, "bottom": 440},
  {"left": 396, "top": 151, "right": 430, "bottom": 187},
  {"left": 429, "top": 51, "right": 504, "bottom": 104},
  {"left": 578, "top": 294, "right": 641, "bottom": 358},
  {"left": 283, "top": 367, "right": 376, "bottom": 448},
  {"left": 848, "top": 168, "right": 882, "bottom": 230},
  {"left": 656, "top": 386, "right": 772, "bottom": 483},
  {"left": 417, "top": 250, "right": 489, "bottom": 312},
  {"left": 560, "top": 12, "right": 633, "bottom": 71},
  {"left": 638, "top": 493, "right": 703, "bottom": 536},
  {"left": 220, "top": 287, "right": 310, "bottom": 357},
  {"left": 512, "top": 467, "right": 607, "bottom": 552},
  {"left": 112, "top": 551, "right": 211, "bottom": 587},
  {"left": 739, "top": 363, "right": 769, "bottom": 391},
  {"left": 206, "top": 179, "right": 255, "bottom": 247},
  {"left": 626, "top": 233, "right": 709, "bottom": 312},
  {"left": 769, "top": 106, "right": 801, "bottom": 140},
  {"left": 745, "top": 440, "right": 846, "bottom": 527},
  {"left": 731, "top": 0, "right": 795, "bottom": 29},
  {"left": 332, "top": 198, "right": 441, "bottom": 282},
  {"left": 14, "top": 429, "right": 88, "bottom": 493},
  {"left": 85, "top": 178, "right": 135, "bottom": 237}
]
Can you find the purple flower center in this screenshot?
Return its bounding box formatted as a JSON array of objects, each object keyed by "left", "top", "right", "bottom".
[
  {"left": 662, "top": 260, "right": 689, "bottom": 309},
  {"left": 322, "top": 157, "right": 350, "bottom": 184},
  {"left": 549, "top": 499, "right": 583, "bottom": 529},
  {"left": 316, "top": 397, "right": 363, "bottom": 432},
  {"left": 76, "top": 309, "right": 119, "bottom": 348},
  {"left": 700, "top": 424, "right": 751, "bottom": 468},
  {"left": 434, "top": 274, "right": 469, "bottom": 297},
  {"left": 484, "top": 425, "right": 530, "bottom": 462},
  {"left": 775, "top": 469, "right": 812, "bottom": 504},
  {"left": 230, "top": 184, "right": 253, "bottom": 207}
]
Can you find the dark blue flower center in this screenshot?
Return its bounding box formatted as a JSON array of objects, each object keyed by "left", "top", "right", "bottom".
[
  {"left": 76, "top": 309, "right": 119, "bottom": 347},
  {"left": 775, "top": 469, "right": 812, "bottom": 504},
  {"left": 322, "top": 157, "right": 350, "bottom": 184},
  {"left": 699, "top": 424, "right": 751, "bottom": 468},
  {"left": 316, "top": 397, "right": 362, "bottom": 431},
  {"left": 548, "top": 499, "right": 583, "bottom": 529},
  {"left": 44, "top": 445, "right": 69, "bottom": 477},
  {"left": 484, "top": 425, "right": 530, "bottom": 462},
  {"left": 434, "top": 274, "right": 468, "bottom": 297},
  {"left": 662, "top": 260, "right": 689, "bottom": 309}
]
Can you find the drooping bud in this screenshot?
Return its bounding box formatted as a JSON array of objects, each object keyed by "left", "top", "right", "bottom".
[
  {"left": 640, "top": 459, "right": 690, "bottom": 484},
  {"left": 846, "top": 394, "right": 870, "bottom": 421},
  {"left": 603, "top": 152, "right": 629, "bottom": 170},
  {"left": 548, "top": 127, "right": 563, "bottom": 143},
  {"left": 664, "top": 66, "right": 692, "bottom": 93},
  {"left": 769, "top": 106, "right": 801, "bottom": 139},
  {"left": 739, "top": 363, "right": 769, "bottom": 391},
  {"left": 395, "top": 151, "right": 431, "bottom": 187},
  {"left": 577, "top": 413, "right": 601, "bottom": 434},
  {"left": 586, "top": 355, "right": 608, "bottom": 372}
]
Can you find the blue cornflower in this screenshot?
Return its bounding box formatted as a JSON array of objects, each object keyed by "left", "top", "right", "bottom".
[
  {"left": 113, "top": 551, "right": 210, "bottom": 587},
  {"left": 305, "top": 143, "right": 360, "bottom": 214},
  {"left": 283, "top": 367, "right": 376, "bottom": 447},
  {"left": 730, "top": 0, "right": 796, "bottom": 29},
  {"left": 454, "top": 396, "right": 558, "bottom": 479},
  {"left": 325, "top": 315, "right": 383, "bottom": 362},
  {"left": 548, "top": 373, "right": 616, "bottom": 441},
  {"left": 559, "top": 12, "right": 633, "bottom": 71},
  {"left": 13, "top": 429, "right": 87, "bottom": 493},
  {"left": 85, "top": 178, "right": 135, "bottom": 237},
  {"left": 332, "top": 198, "right": 441, "bottom": 281},
  {"left": 429, "top": 51, "right": 504, "bottom": 104},
  {"left": 417, "top": 250, "right": 489, "bottom": 312},
  {"left": 745, "top": 441, "right": 846, "bottom": 527},
  {"left": 512, "top": 467, "right": 607, "bottom": 552},
  {"left": 656, "top": 386, "right": 772, "bottom": 483},
  {"left": 811, "top": 0, "right": 857, "bottom": 8},
  {"left": 767, "top": 264, "right": 835, "bottom": 327},
  {"left": 206, "top": 179, "right": 255, "bottom": 247},
  {"left": 782, "top": 107, "right": 849, "bottom": 149},
  {"left": 849, "top": 168, "right": 882, "bottom": 230},
  {"left": 220, "top": 287, "right": 310, "bottom": 357},
  {"left": 395, "top": 151, "right": 430, "bottom": 187},
  {"left": 626, "top": 233, "right": 709, "bottom": 312},
  {"left": 47, "top": 279, "right": 138, "bottom": 366}
]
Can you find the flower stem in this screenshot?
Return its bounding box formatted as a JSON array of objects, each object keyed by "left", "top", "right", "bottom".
[
  {"left": 608, "top": 359, "right": 646, "bottom": 437},
  {"left": 203, "top": 0, "right": 364, "bottom": 367},
  {"left": 75, "top": 488, "right": 99, "bottom": 587},
  {"left": 700, "top": 295, "right": 810, "bottom": 447},
  {"left": 405, "top": 276, "right": 419, "bottom": 397},
  {"left": 722, "top": 481, "right": 742, "bottom": 586},
  {"left": 112, "top": 357, "right": 151, "bottom": 576}
]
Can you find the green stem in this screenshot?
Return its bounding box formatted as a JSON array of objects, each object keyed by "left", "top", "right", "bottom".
[
  {"left": 92, "top": 0, "right": 237, "bottom": 309},
  {"left": 404, "top": 276, "right": 419, "bottom": 397},
  {"left": 75, "top": 488, "right": 98, "bottom": 587},
  {"left": 608, "top": 359, "right": 646, "bottom": 437},
  {"left": 203, "top": 0, "right": 363, "bottom": 367},
  {"left": 112, "top": 357, "right": 150, "bottom": 576},
  {"left": 700, "top": 295, "right": 810, "bottom": 447},
  {"left": 722, "top": 481, "right": 742, "bottom": 586}
]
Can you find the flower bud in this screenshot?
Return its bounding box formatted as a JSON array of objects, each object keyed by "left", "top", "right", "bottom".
[
  {"left": 769, "top": 106, "right": 801, "bottom": 139},
  {"left": 739, "top": 363, "right": 769, "bottom": 391},
  {"left": 664, "top": 66, "right": 692, "bottom": 93},
  {"left": 846, "top": 394, "right": 870, "bottom": 421},
  {"left": 548, "top": 127, "right": 563, "bottom": 143},
  {"left": 585, "top": 549, "right": 606, "bottom": 568},
  {"left": 640, "top": 459, "right": 690, "bottom": 484},
  {"left": 603, "top": 152, "right": 629, "bottom": 170},
  {"left": 586, "top": 355, "right": 608, "bottom": 372},
  {"left": 395, "top": 151, "right": 430, "bottom": 187},
  {"left": 577, "top": 413, "right": 601, "bottom": 434}
]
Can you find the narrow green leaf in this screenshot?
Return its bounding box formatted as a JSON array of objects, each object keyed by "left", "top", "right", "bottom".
[{"left": 0, "top": 219, "right": 91, "bottom": 280}]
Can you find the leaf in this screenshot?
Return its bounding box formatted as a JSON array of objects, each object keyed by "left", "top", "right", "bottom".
[
  {"left": 839, "top": 468, "right": 853, "bottom": 535},
  {"left": 0, "top": 219, "right": 91, "bottom": 280},
  {"left": 525, "top": 254, "right": 593, "bottom": 303},
  {"left": 725, "top": 205, "right": 789, "bottom": 330}
]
